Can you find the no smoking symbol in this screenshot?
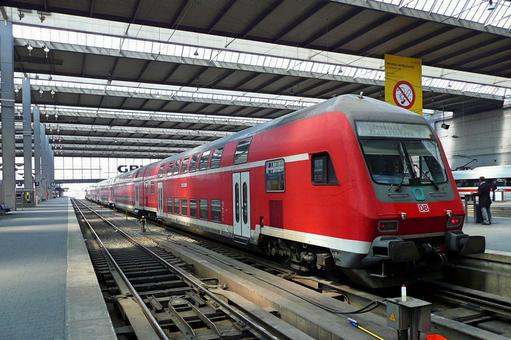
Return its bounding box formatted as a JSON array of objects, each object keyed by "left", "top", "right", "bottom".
[{"left": 393, "top": 80, "right": 415, "bottom": 109}]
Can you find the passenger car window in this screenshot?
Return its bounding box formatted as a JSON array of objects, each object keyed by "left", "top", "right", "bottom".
[
  {"left": 166, "top": 161, "right": 174, "bottom": 176},
  {"left": 189, "top": 154, "right": 199, "bottom": 172},
  {"left": 182, "top": 158, "right": 190, "bottom": 174},
  {"left": 181, "top": 198, "right": 188, "bottom": 215},
  {"left": 158, "top": 163, "right": 165, "bottom": 177},
  {"left": 189, "top": 199, "right": 197, "bottom": 217},
  {"left": 211, "top": 199, "right": 221, "bottom": 222},
  {"left": 174, "top": 198, "right": 180, "bottom": 214},
  {"left": 173, "top": 159, "right": 181, "bottom": 175},
  {"left": 210, "top": 148, "right": 223, "bottom": 169},
  {"left": 199, "top": 150, "right": 210, "bottom": 170},
  {"left": 265, "top": 159, "right": 285, "bottom": 192},
  {"left": 234, "top": 138, "right": 252, "bottom": 164},
  {"left": 199, "top": 199, "right": 208, "bottom": 219}
]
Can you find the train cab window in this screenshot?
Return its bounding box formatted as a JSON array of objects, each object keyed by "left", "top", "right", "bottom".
[
  {"left": 199, "top": 199, "right": 208, "bottom": 219},
  {"left": 167, "top": 198, "right": 173, "bottom": 213},
  {"left": 190, "top": 154, "right": 199, "bottom": 172},
  {"left": 190, "top": 199, "right": 197, "bottom": 217},
  {"left": 166, "top": 161, "right": 174, "bottom": 176},
  {"left": 234, "top": 138, "right": 252, "bottom": 164},
  {"left": 158, "top": 163, "right": 165, "bottom": 177},
  {"left": 182, "top": 157, "right": 190, "bottom": 174},
  {"left": 173, "top": 159, "right": 181, "bottom": 175},
  {"left": 181, "top": 199, "right": 188, "bottom": 216},
  {"left": 151, "top": 182, "right": 155, "bottom": 193},
  {"left": 311, "top": 153, "right": 338, "bottom": 185},
  {"left": 210, "top": 147, "right": 223, "bottom": 169},
  {"left": 211, "top": 199, "right": 222, "bottom": 222},
  {"left": 174, "top": 198, "right": 180, "bottom": 214},
  {"left": 199, "top": 150, "right": 210, "bottom": 170}
]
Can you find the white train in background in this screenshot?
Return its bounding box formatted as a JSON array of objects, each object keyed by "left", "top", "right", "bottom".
[{"left": 452, "top": 165, "right": 511, "bottom": 201}]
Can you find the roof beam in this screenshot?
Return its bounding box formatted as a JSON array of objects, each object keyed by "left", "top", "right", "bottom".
[
  {"left": 19, "top": 73, "right": 322, "bottom": 110},
  {"left": 330, "top": 0, "right": 511, "bottom": 38},
  {"left": 13, "top": 28, "right": 508, "bottom": 101},
  {"left": 43, "top": 122, "right": 231, "bottom": 138}
]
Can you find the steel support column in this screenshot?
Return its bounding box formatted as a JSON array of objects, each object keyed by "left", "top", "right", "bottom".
[
  {"left": 22, "top": 77, "right": 33, "bottom": 191},
  {"left": 40, "top": 124, "right": 48, "bottom": 200},
  {"left": 0, "top": 20, "right": 15, "bottom": 209},
  {"left": 33, "top": 106, "right": 41, "bottom": 204}
]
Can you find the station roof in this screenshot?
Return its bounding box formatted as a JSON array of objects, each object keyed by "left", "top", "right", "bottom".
[{"left": 1, "top": 1, "right": 511, "bottom": 159}]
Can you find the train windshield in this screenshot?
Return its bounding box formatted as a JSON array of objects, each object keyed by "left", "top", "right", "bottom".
[{"left": 360, "top": 139, "right": 448, "bottom": 186}]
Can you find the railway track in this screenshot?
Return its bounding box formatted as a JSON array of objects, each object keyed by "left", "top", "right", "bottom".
[
  {"left": 72, "top": 199, "right": 293, "bottom": 340},
  {"left": 78, "top": 199, "right": 511, "bottom": 339}
]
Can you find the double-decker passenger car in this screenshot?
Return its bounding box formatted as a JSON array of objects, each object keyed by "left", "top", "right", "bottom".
[
  {"left": 453, "top": 165, "right": 511, "bottom": 200},
  {"left": 86, "top": 95, "right": 484, "bottom": 287}
]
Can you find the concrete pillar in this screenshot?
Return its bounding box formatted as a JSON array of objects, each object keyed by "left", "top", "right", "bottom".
[
  {"left": 0, "top": 21, "right": 15, "bottom": 209},
  {"left": 33, "top": 106, "right": 41, "bottom": 203},
  {"left": 22, "top": 77, "right": 33, "bottom": 191}
]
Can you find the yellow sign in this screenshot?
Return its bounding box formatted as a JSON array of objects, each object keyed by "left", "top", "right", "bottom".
[
  {"left": 385, "top": 54, "right": 423, "bottom": 115},
  {"left": 389, "top": 312, "right": 396, "bottom": 321}
]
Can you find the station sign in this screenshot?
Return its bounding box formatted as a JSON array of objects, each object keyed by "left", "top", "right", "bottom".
[
  {"left": 117, "top": 165, "right": 142, "bottom": 173},
  {"left": 384, "top": 54, "right": 423, "bottom": 115}
]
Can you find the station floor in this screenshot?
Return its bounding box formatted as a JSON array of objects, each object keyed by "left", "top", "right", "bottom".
[
  {"left": 464, "top": 214, "right": 511, "bottom": 253},
  {"left": 0, "top": 197, "right": 116, "bottom": 339}
]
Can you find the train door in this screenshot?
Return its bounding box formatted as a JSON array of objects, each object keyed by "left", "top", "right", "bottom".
[
  {"left": 157, "top": 182, "right": 163, "bottom": 217},
  {"left": 232, "top": 172, "right": 251, "bottom": 239},
  {"left": 135, "top": 183, "right": 140, "bottom": 208}
]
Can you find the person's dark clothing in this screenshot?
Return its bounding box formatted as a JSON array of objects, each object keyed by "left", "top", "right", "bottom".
[{"left": 478, "top": 182, "right": 492, "bottom": 207}]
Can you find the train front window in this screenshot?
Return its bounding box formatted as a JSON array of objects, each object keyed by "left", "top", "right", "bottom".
[{"left": 361, "top": 139, "right": 447, "bottom": 186}]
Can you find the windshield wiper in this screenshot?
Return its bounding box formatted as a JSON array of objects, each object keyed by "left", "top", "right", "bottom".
[
  {"left": 413, "top": 164, "right": 439, "bottom": 190},
  {"left": 394, "top": 172, "right": 406, "bottom": 192}
]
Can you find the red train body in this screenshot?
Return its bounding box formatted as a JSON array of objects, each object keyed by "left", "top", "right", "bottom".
[{"left": 86, "top": 95, "right": 484, "bottom": 287}]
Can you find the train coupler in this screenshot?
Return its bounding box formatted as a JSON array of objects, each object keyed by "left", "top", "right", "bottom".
[{"left": 445, "top": 231, "right": 485, "bottom": 255}]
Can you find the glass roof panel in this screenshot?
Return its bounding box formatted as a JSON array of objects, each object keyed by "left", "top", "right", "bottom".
[{"left": 375, "top": 0, "right": 511, "bottom": 29}]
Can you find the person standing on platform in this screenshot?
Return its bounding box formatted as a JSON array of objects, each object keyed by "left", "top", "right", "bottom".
[
  {"left": 477, "top": 176, "right": 492, "bottom": 225},
  {"left": 140, "top": 215, "right": 147, "bottom": 232}
]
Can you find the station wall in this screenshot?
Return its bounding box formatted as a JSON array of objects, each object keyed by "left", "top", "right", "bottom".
[{"left": 435, "top": 106, "right": 511, "bottom": 170}]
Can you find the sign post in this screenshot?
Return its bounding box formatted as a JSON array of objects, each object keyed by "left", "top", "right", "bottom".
[{"left": 385, "top": 54, "right": 423, "bottom": 115}]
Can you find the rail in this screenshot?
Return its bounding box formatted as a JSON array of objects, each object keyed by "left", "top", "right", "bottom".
[{"left": 72, "top": 198, "right": 283, "bottom": 340}]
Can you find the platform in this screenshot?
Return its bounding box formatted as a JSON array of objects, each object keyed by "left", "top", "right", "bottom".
[
  {"left": 0, "top": 197, "right": 116, "bottom": 339},
  {"left": 464, "top": 215, "right": 511, "bottom": 253}
]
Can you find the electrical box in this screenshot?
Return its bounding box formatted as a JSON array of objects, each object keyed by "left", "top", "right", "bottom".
[{"left": 386, "top": 297, "right": 432, "bottom": 333}]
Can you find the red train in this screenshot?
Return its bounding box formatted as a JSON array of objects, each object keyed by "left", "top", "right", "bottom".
[{"left": 86, "top": 95, "right": 485, "bottom": 287}]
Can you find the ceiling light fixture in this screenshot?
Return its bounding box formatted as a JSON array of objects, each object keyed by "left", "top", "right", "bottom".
[
  {"left": 27, "top": 44, "right": 33, "bottom": 56},
  {"left": 488, "top": 0, "right": 496, "bottom": 10}
]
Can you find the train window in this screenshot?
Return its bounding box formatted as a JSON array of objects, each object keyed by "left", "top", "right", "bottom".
[
  {"left": 189, "top": 154, "right": 199, "bottom": 172},
  {"left": 190, "top": 199, "right": 197, "bottom": 217},
  {"left": 211, "top": 199, "right": 222, "bottom": 222},
  {"left": 167, "top": 198, "right": 173, "bottom": 213},
  {"left": 311, "top": 153, "right": 337, "bottom": 185},
  {"left": 174, "top": 198, "right": 180, "bottom": 214},
  {"left": 158, "top": 163, "right": 165, "bottom": 177},
  {"left": 234, "top": 138, "right": 252, "bottom": 164},
  {"left": 182, "top": 157, "right": 190, "bottom": 174},
  {"left": 166, "top": 161, "right": 174, "bottom": 176},
  {"left": 173, "top": 159, "right": 181, "bottom": 175},
  {"left": 199, "top": 199, "right": 208, "bottom": 219},
  {"left": 181, "top": 199, "right": 188, "bottom": 216},
  {"left": 199, "top": 150, "right": 211, "bottom": 170},
  {"left": 210, "top": 147, "right": 223, "bottom": 169},
  {"left": 265, "top": 159, "right": 285, "bottom": 192},
  {"left": 151, "top": 182, "right": 155, "bottom": 193}
]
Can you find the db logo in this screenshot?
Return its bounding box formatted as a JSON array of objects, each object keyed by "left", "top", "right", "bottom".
[{"left": 417, "top": 203, "right": 430, "bottom": 213}]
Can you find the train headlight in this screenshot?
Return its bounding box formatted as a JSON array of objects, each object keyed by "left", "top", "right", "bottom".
[
  {"left": 377, "top": 220, "right": 399, "bottom": 233},
  {"left": 447, "top": 216, "right": 463, "bottom": 228}
]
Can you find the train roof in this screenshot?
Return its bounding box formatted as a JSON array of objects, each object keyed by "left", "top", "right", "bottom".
[
  {"left": 99, "top": 94, "right": 426, "bottom": 184},
  {"left": 452, "top": 165, "right": 511, "bottom": 180}
]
